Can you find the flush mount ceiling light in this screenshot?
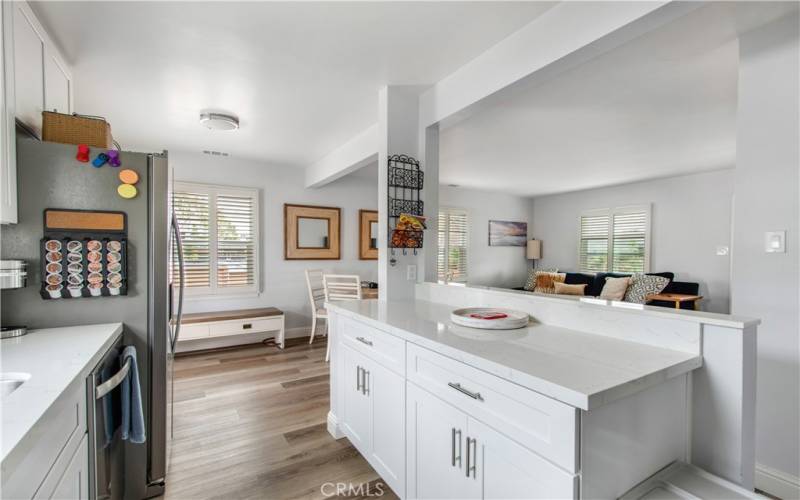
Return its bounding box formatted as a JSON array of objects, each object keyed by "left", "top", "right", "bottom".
[{"left": 199, "top": 112, "right": 239, "bottom": 131}]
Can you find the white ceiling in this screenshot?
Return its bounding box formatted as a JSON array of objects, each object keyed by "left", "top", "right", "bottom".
[
  {"left": 31, "top": 1, "right": 555, "bottom": 166},
  {"left": 438, "top": 3, "right": 795, "bottom": 197}
]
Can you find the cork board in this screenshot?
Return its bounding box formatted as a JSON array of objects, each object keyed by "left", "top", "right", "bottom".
[{"left": 44, "top": 209, "right": 126, "bottom": 232}]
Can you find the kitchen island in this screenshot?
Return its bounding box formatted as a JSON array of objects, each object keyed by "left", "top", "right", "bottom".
[
  {"left": 326, "top": 288, "right": 757, "bottom": 499},
  {"left": 1, "top": 323, "right": 123, "bottom": 499}
]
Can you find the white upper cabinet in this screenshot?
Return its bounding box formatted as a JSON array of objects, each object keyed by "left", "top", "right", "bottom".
[
  {"left": 44, "top": 53, "right": 70, "bottom": 115},
  {"left": 12, "top": 3, "right": 45, "bottom": 137},
  {"left": 9, "top": 1, "right": 72, "bottom": 136},
  {"left": 1, "top": 1, "right": 72, "bottom": 224}
]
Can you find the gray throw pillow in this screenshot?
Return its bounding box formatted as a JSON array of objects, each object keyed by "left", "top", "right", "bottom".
[
  {"left": 624, "top": 273, "right": 670, "bottom": 304},
  {"left": 524, "top": 267, "right": 558, "bottom": 291}
]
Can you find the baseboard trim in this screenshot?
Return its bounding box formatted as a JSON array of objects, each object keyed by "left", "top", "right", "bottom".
[
  {"left": 756, "top": 463, "right": 800, "bottom": 499},
  {"left": 327, "top": 411, "right": 344, "bottom": 440}
]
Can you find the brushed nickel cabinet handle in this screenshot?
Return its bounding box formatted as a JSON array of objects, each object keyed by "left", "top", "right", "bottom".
[
  {"left": 466, "top": 437, "right": 477, "bottom": 478},
  {"left": 448, "top": 382, "right": 484, "bottom": 401},
  {"left": 362, "top": 370, "right": 369, "bottom": 395},
  {"left": 356, "top": 366, "right": 362, "bottom": 392},
  {"left": 451, "top": 428, "right": 462, "bottom": 467},
  {"left": 356, "top": 336, "right": 373, "bottom": 346}
]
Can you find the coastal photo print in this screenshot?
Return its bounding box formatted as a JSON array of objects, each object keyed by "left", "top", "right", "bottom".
[{"left": 488, "top": 220, "right": 527, "bottom": 246}]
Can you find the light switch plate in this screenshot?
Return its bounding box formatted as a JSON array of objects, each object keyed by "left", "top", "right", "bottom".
[
  {"left": 716, "top": 246, "right": 729, "bottom": 256},
  {"left": 765, "top": 231, "right": 786, "bottom": 253},
  {"left": 407, "top": 264, "right": 417, "bottom": 281}
]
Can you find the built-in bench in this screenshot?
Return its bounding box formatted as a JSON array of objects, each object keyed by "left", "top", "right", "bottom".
[{"left": 178, "top": 307, "right": 285, "bottom": 351}]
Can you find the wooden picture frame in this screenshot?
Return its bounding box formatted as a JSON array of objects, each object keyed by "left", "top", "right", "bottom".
[
  {"left": 359, "top": 210, "right": 378, "bottom": 260},
  {"left": 284, "top": 204, "right": 341, "bottom": 260}
]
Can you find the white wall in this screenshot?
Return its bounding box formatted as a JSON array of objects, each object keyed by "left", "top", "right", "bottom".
[
  {"left": 171, "top": 151, "right": 378, "bottom": 329},
  {"left": 439, "top": 185, "right": 532, "bottom": 288},
  {"left": 530, "top": 169, "right": 734, "bottom": 313},
  {"left": 733, "top": 13, "right": 800, "bottom": 496}
]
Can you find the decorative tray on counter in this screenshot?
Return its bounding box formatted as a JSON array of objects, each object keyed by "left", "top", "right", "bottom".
[
  {"left": 39, "top": 209, "right": 128, "bottom": 299},
  {"left": 450, "top": 308, "right": 530, "bottom": 330}
]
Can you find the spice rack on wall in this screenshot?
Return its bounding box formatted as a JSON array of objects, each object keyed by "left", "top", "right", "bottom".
[{"left": 387, "top": 154, "right": 424, "bottom": 256}]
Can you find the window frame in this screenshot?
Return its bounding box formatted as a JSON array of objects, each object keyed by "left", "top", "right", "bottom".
[
  {"left": 174, "top": 181, "right": 260, "bottom": 298},
  {"left": 578, "top": 204, "right": 651, "bottom": 274},
  {"left": 437, "top": 207, "right": 469, "bottom": 284}
]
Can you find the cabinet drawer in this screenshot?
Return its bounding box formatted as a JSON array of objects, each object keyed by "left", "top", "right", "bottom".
[
  {"left": 208, "top": 317, "right": 283, "bottom": 338},
  {"left": 340, "top": 316, "right": 405, "bottom": 376},
  {"left": 179, "top": 323, "right": 210, "bottom": 340},
  {"left": 1, "top": 380, "right": 87, "bottom": 500},
  {"left": 406, "top": 343, "right": 578, "bottom": 473}
]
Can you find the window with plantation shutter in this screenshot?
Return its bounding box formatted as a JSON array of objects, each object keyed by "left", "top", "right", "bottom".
[
  {"left": 438, "top": 208, "right": 468, "bottom": 284},
  {"left": 579, "top": 205, "right": 650, "bottom": 274},
  {"left": 173, "top": 182, "right": 259, "bottom": 296},
  {"left": 579, "top": 213, "right": 610, "bottom": 273}
]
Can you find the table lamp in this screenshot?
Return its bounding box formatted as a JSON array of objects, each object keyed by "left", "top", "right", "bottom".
[{"left": 527, "top": 239, "right": 542, "bottom": 268}]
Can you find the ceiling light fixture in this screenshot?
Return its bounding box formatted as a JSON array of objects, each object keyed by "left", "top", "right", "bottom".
[{"left": 199, "top": 112, "right": 239, "bottom": 131}]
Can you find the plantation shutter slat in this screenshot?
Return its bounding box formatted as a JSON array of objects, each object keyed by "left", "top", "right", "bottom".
[
  {"left": 612, "top": 211, "right": 647, "bottom": 273},
  {"left": 438, "top": 209, "right": 468, "bottom": 283},
  {"left": 173, "top": 183, "right": 258, "bottom": 294},
  {"left": 579, "top": 214, "right": 609, "bottom": 273}
]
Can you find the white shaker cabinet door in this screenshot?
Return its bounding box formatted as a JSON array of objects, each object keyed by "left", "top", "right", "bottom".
[
  {"left": 341, "top": 344, "right": 371, "bottom": 453},
  {"left": 11, "top": 3, "right": 44, "bottom": 137},
  {"left": 35, "top": 434, "right": 89, "bottom": 500},
  {"left": 407, "top": 383, "right": 479, "bottom": 500},
  {"left": 44, "top": 54, "right": 70, "bottom": 114},
  {"left": 468, "top": 418, "right": 578, "bottom": 500},
  {"left": 369, "top": 362, "right": 405, "bottom": 496}
]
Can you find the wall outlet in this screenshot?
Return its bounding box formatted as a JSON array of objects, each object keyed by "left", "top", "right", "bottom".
[
  {"left": 407, "top": 264, "right": 417, "bottom": 281},
  {"left": 765, "top": 231, "right": 786, "bottom": 253},
  {"left": 716, "top": 245, "right": 730, "bottom": 256}
]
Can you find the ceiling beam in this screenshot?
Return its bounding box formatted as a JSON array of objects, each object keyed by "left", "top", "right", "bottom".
[
  {"left": 305, "top": 124, "right": 378, "bottom": 188},
  {"left": 418, "top": 1, "right": 701, "bottom": 129}
]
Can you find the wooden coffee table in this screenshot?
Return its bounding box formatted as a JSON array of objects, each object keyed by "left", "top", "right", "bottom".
[{"left": 647, "top": 293, "right": 703, "bottom": 310}]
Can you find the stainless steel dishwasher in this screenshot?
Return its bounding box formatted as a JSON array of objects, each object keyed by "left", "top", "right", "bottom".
[{"left": 87, "top": 338, "right": 126, "bottom": 500}]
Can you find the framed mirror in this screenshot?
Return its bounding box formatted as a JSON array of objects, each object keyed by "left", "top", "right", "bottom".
[
  {"left": 285, "top": 204, "right": 341, "bottom": 259},
  {"left": 359, "top": 209, "right": 378, "bottom": 260}
]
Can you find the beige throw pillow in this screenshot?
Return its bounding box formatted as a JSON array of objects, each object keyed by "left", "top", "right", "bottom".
[
  {"left": 534, "top": 272, "right": 566, "bottom": 294},
  {"left": 599, "top": 276, "right": 630, "bottom": 301},
  {"left": 553, "top": 282, "right": 587, "bottom": 296}
]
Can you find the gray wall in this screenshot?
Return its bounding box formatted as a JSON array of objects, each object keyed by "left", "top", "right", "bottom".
[
  {"left": 530, "top": 169, "right": 734, "bottom": 313},
  {"left": 439, "top": 185, "right": 532, "bottom": 288},
  {"left": 171, "top": 151, "right": 378, "bottom": 330},
  {"left": 733, "top": 14, "right": 799, "bottom": 488}
]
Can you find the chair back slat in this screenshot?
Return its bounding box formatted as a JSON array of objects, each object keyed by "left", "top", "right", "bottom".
[{"left": 323, "top": 274, "right": 362, "bottom": 302}]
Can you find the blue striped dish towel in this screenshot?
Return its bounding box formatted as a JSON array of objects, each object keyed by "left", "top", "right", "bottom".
[{"left": 120, "top": 345, "right": 146, "bottom": 444}]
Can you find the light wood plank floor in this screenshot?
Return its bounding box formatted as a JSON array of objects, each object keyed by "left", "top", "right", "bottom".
[{"left": 164, "top": 338, "right": 397, "bottom": 500}]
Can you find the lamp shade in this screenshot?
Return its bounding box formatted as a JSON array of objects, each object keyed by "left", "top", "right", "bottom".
[{"left": 526, "top": 239, "right": 542, "bottom": 260}]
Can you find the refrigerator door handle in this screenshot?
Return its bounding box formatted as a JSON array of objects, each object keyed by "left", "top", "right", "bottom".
[{"left": 171, "top": 211, "right": 185, "bottom": 351}]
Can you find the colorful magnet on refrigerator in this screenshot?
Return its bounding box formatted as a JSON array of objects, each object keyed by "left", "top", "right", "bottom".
[
  {"left": 76, "top": 144, "right": 90, "bottom": 162},
  {"left": 119, "top": 169, "right": 139, "bottom": 184},
  {"left": 117, "top": 184, "right": 137, "bottom": 199},
  {"left": 92, "top": 153, "right": 109, "bottom": 168},
  {"left": 107, "top": 150, "right": 121, "bottom": 167}
]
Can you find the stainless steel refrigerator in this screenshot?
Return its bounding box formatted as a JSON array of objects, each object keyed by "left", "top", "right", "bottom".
[{"left": 0, "top": 137, "right": 184, "bottom": 499}]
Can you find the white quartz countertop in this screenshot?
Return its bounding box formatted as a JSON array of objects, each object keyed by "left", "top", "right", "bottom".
[
  {"left": 1, "top": 323, "right": 123, "bottom": 463},
  {"left": 327, "top": 299, "right": 702, "bottom": 410}
]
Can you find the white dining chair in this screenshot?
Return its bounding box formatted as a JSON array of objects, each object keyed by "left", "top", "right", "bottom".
[
  {"left": 305, "top": 269, "right": 328, "bottom": 346},
  {"left": 322, "top": 274, "right": 363, "bottom": 361}
]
